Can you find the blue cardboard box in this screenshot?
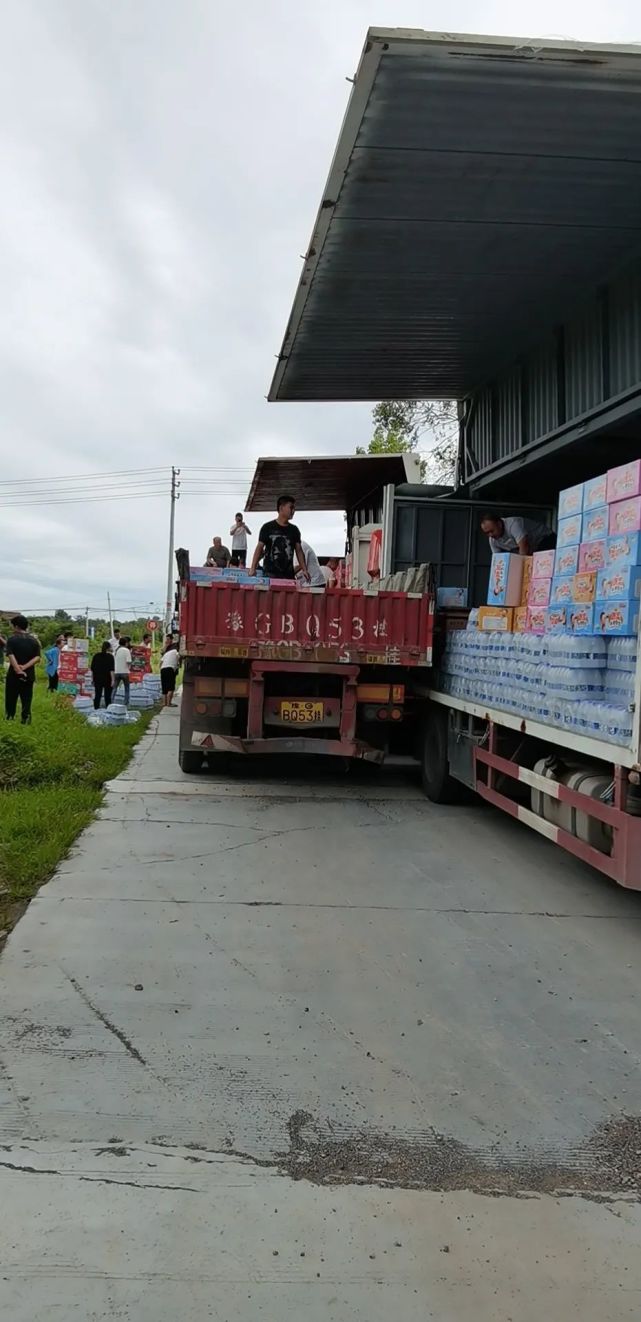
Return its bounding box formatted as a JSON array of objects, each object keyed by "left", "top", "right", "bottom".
[
  {"left": 582, "top": 506, "right": 609, "bottom": 543},
  {"left": 554, "top": 545, "right": 579, "bottom": 577},
  {"left": 550, "top": 577, "right": 574, "bottom": 606},
  {"left": 596, "top": 566, "right": 641, "bottom": 601},
  {"left": 583, "top": 473, "right": 608, "bottom": 511},
  {"left": 557, "top": 515, "right": 582, "bottom": 548},
  {"left": 558, "top": 482, "right": 584, "bottom": 518},
  {"left": 606, "top": 532, "right": 641, "bottom": 570},
  {"left": 487, "top": 552, "right": 524, "bottom": 607},
  {"left": 567, "top": 604, "right": 596, "bottom": 634},
  {"left": 545, "top": 606, "right": 568, "bottom": 632},
  {"left": 595, "top": 600, "right": 640, "bottom": 635}
]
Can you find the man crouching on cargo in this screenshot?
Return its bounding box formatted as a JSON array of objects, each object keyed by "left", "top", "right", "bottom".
[{"left": 250, "top": 494, "right": 310, "bottom": 581}]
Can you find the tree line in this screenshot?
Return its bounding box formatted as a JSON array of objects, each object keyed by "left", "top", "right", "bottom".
[
  {"left": 0, "top": 611, "right": 161, "bottom": 650},
  {"left": 358, "top": 399, "right": 457, "bottom": 482}
]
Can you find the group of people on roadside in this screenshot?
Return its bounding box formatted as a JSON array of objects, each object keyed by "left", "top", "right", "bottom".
[
  {"left": 94, "top": 632, "right": 181, "bottom": 709},
  {"left": 206, "top": 499, "right": 340, "bottom": 586},
  {"left": 2, "top": 617, "right": 181, "bottom": 724}
]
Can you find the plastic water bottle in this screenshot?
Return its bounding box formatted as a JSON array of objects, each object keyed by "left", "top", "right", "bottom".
[
  {"left": 604, "top": 704, "right": 633, "bottom": 745},
  {"left": 567, "top": 636, "right": 606, "bottom": 669},
  {"left": 607, "top": 636, "right": 637, "bottom": 672}
]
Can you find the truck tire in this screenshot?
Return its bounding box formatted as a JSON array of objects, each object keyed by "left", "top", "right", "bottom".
[
  {"left": 179, "top": 749, "right": 204, "bottom": 774},
  {"left": 421, "top": 708, "right": 460, "bottom": 804}
]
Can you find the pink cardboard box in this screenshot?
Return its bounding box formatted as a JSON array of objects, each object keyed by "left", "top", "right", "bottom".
[
  {"left": 609, "top": 497, "right": 641, "bottom": 536},
  {"left": 531, "top": 549, "right": 556, "bottom": 579},
  {"left": 528, "top": 578, "right": 551, "bottom": 607},
  {"left": 526, "top": 607, "right": 546, "bottom": 634},
  {"left": 583, "top": 473, "right": 608, "bottom": 511},
  {"left": 578, "top": 540, "right": 607, "bottom": 573},
  {"left": 606, "top": 459, "right": 641, "bottom": 504}
]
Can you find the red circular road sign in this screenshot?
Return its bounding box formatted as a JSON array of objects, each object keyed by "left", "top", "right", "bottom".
[{"left": 146, "top": 619, "right": 158, "bottom": 631}]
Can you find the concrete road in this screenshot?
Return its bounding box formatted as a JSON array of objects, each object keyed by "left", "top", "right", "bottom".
[{"left": 1, "top": 706, "right": 641, "bottom": 1320}]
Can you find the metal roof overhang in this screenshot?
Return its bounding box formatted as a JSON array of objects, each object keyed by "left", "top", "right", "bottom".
[
  {"left": 245, "top": 453, "right": 419, "bottom": 512},
  {"left": 269, "top": 29, "right": 641, "bottom": 403}
]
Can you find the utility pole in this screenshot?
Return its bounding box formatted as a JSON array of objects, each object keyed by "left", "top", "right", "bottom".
[{"left": 165, "top": 466, "right": 180, "bottom": 634}]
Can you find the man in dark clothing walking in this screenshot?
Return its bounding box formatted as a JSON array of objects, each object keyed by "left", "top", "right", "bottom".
[
  {"left": 5, "top": 615, "right": 41, "bottom": 724},
  {"left": 91, "top": 641, "right": 115, "bottom": 709}
]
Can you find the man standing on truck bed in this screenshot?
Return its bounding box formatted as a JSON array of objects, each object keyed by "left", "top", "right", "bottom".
[
  {"left": 229, "top": 513, "right": 251, "bottom": 568},
  {"left": 250, "top": 494, "right": 309, "bottom": 580},
  {"left": 480, "top": 512, "right": 556, "bottom": 555}
]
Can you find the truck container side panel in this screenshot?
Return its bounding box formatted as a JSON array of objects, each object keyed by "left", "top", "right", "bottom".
[
  {"left": 462, "top": 260, "right": 641, "bottom": 491},
  {"left": 496, "top": 368, "right": 522, "bottom": 460},
  {"left": 468, "top": 387, "right": 493, "bottom": 473},
  {"left": 565, "top": 304, "right": 604, "bottom": 418},
  {"left": 527, "top": 337, "right": 559, "bottom": 442},
  {"left": 609, "top": 267, "right": 641, "bottom": 395},
  {"left": 181, "top": 583, "right": 432, "bottom": 660}
]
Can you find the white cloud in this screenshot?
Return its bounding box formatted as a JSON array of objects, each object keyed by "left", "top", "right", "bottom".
[{"left": 1, "top": 0, "right": 639, "bottom": 612}]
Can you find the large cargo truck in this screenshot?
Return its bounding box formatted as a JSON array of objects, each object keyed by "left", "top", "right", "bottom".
[{"left": 259, "top": 29, "right": 641, "bottom": 889}]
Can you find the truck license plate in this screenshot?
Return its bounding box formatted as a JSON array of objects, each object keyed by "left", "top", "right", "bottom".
[{"left": 280, "top": 700, "right": 324, "bottom": 724}]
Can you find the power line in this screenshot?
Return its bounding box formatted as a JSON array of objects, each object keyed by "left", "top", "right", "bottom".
[
  {"left": 1, "top": 485, "right": 249, "bottom": 509},
  {"left": 0, "top": 489, "right": 170, "bottom": 502},
  {"left": 0, "top": 464, "right": 253, "bottom": 489},
  {"left": 0, "top": 466, "right": 169, "bottom": 487}
]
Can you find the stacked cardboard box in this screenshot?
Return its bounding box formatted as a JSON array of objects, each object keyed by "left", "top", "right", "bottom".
[
  {"left": 556, "top": 464, "right": 641, "bottom": 634},
  {"left": 596, "top": 462, "right": 641, "bottom": 634}
]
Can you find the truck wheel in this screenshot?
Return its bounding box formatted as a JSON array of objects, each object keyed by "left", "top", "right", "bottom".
[
  {"left": 421, "top": 708, "right": 459, "bottom": 804},
  {"left": 179, "top": 749, "right": 203, "bottom": 774}
]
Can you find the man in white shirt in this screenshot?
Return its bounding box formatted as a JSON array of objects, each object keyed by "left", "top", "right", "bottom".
[
  {"left": 160, "top": 645, "right": 180, "bottom": 708},
  {"left": 297, "top": 541, "right": 326, "bottom": 587},
  {"left": 229, "top": 513, "right": 252, "bottom": 568},
  {"left": 480, "top": 513, "right": 556, "bottom": 555},
  {"left": 320, "top": 557, "right": 340, "bottom": 588},
  {"left": 112, "top": 636, "right": 132, "bottom": 705}
]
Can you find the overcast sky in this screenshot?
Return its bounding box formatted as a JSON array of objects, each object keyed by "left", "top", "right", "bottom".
[{"left": 2, "top": 0, "right": 638, "bottom": 618}]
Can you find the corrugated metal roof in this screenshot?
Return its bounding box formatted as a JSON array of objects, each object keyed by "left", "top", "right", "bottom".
[
  {"left": 270, "top": 29, "right": 641, "bottom": 402},
  {"left": 245, "top": 453, "right": 420, "bottom": 512}
]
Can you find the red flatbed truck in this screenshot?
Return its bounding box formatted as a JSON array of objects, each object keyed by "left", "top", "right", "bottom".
[{"left": 178, "top": 574, "right": 434, "bottom": 773}]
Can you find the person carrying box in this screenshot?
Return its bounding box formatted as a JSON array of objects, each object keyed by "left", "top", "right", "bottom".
[{"left": 480, "top": 513, "right": 556, "bottom": 555}]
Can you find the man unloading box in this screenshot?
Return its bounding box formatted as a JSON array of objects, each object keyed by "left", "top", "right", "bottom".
[{"left": 480, "top": 513, "right": 556, "bottom": 555}]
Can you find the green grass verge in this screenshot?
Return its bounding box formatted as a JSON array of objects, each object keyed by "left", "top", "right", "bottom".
[{"left": 0, "top": 684, "right": 156, "bottom": 929}]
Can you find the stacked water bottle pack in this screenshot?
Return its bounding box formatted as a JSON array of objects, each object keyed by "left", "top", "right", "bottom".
[
  {"left": 439, "top": 624, "right": 635, "bottom": 745},
  {"left": 129, "top": 672, "right": 163, "bottom": 709},
  {"left": 72, "top": 694, "right": 143, "bottom": 727}
]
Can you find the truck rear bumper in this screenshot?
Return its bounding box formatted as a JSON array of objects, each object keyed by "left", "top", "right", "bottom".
[{"left": 190, "top": 730, "right": 384, "bottom": 763}]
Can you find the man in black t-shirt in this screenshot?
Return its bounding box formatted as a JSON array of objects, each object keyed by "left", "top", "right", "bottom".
[
  {"left": 5, "top": 615, "right": 41, "bottom": 724},
  {"left": 250, "top": 494, "right": 309, "bottom": 581}
]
